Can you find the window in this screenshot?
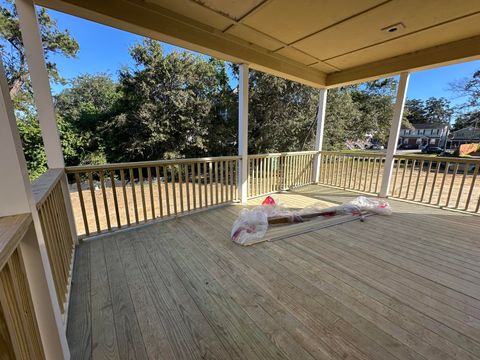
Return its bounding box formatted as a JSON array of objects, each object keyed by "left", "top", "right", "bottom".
[{"left": 430, "top": 138, "right": 436, "bottom": 144}]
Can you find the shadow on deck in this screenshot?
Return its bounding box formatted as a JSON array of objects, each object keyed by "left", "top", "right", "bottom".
[{"left": 67, "top": 185, "right": 480, "bottom": 360}]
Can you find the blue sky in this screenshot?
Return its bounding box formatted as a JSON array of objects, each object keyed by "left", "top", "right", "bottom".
[{"left": 47, "top": 9, "right": 479, "bottom": 107}]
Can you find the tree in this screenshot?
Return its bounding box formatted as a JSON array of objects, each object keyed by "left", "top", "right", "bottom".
[
  {"left": 0, "top": 1, "right": 79, "bottom": 178},
  {"left": 450, "top": 69, "right": 480, "bottom": 130},
  {"left": 102, "top": 39, "right": 235, "bottom": 162},
  {"left": 349, "top": 78, "right": 397, "bottom": 144},
  {"left": 246, "top": 68, "right": 319, "bottom": 153},
  {"left": 0, "top": 1, "right": 78, "bottom": 101},
  {"left": 55, "top": 74, "right": 121, "bottom": 165},
  {"left": 423, "top": 97, "right": 453, "bottom": 124},
  {"left": 405, "top": 97, "right": 453, "bottom": 125},
  {"left": 405, "top": 99, "right": 427, "bottom": 124}
]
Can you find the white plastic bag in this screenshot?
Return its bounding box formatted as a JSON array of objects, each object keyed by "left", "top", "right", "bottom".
[
  {"left": 348, "top": 196, "right": 392, "bottom": 215},
  {"left": 230, "top": 207, "right": 269, "bottom": 245}
]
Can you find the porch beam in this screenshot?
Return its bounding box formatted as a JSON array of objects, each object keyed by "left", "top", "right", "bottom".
[
  {"left": 16, "top": 0, "right": 64, "bottom": 168},
  {"left": 313, "top": 89, "right": 328, "bottom": 183},
  {"left": 0, "top": 59, "right": 70, "bottom": 359},
  {"left": 379, "top": 72, "right": 410, "bottom": 198},
  {"left": 238, "top": 63, "right": 249, "bottom": 204}
]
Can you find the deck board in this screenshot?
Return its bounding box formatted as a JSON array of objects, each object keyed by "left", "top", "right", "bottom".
[{"left": 67, "top": 185, "right": 480, "bottom": 360}]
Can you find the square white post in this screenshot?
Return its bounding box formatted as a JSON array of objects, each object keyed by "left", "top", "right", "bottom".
[
  {"left": 0, "top": 59, "right": 70, "bottom": 359},
  {"left": 16, "top": 0, "right": 64, "bottom": 168},
  {"left": 16, "top": 0, "right": 78, "bottom": 243},
  {"left": 379, "top": 72, "right": 410, "bottom": 197},
  {"left": 313, "top": 89, "right": 327, "bottom": 183},
  {"left": 238, "top": 63, "right": 249, "bottom": 204}
]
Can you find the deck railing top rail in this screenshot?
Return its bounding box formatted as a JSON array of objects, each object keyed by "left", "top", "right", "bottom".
[
  {"left": 320, "top": 151, "right": 386, "bottom": 158},
  {"left": 65, "top": 155, "right": 242, "bottom": 172},
  {"left": 248, "top": 151, "right": 319, "bottom": 159},
  {"left": 394, "top": 154, "right": 480, "bottom": 163}
]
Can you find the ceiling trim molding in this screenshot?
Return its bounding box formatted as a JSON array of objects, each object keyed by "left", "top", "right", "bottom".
[{"left": 326, "top": 35, "right": 480, "bottom": 87}]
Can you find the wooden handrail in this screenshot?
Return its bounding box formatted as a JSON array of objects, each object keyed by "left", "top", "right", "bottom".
[
  {"left": 31, "top": 168, "right": 64, "bottom": 208},
  {"left": 0, "top": 213, "right": 46, "bottom": 359},
  {"left": 394, "top": 154, "right": 480, "bottom": 163},
  {"left": 67, "top": 156, "right": 240, "bottom": 237},
  {"left": 248, "top": 151, "right": 319, "bottom": 159},
  {"left": 320, "top": 151, "right": 387, "bottom": 158},
  {"left": 32, "top": 170, "right": 75, "bottom": 313},
  {"left": 0, "top": 214, "right": 32, "bottom": 272},
  {"left": 65, "top": 155, "right": 241, "bottom": 173}
]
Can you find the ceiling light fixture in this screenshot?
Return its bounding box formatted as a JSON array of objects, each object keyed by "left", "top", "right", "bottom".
[{"left": 382, "top": 22, "right": 405, "bottom": 33}]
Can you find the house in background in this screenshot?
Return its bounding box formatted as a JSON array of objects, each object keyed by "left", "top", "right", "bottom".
[
  {"left": 449, "top": 126, "right": 480, "bottom": 148},
  {"left": 398, "top": 123, "right": 448, "bottom": 148}
]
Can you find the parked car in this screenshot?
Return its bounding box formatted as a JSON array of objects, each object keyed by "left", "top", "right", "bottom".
[
  {"left": 367, "top": 144, "right": 384, "bottom": 150},
  {"left": 398, "top": 143, "right": 418, "bottom": 150},
  {"left": 422, "top": 146, "right": 443, "bottom": 154}
]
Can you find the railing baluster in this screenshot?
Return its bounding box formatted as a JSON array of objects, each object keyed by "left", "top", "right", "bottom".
[
  {"left": 420, "top": 161, "right": 432, "bottom": 202},
  {"left": 192, "top": 163, "right": 197, "bottom": 209},
  {"left": 204, "top": 161, "right": 208, "bottom": 207},
  {"left": 437, "top": 162, "right": 449, "bottom": 206},
  {"left": 120, "top": 169, "right": 130, "bottom": 226},
  {"left": 196, "top": 162, "right": 202, "bottom": 208},
  {"left": 230, "top": 160, "right": 234, "bottom": 201},
  {"left": 445, "top": 163, "right": 459, "bottom": 207},
  {"left": 413, "top": 160, "right": 424, "bottom": 201},
  {"left": 110, "top": 170, "right": 121, "bottom": 228},
  {"left": 88, "top": 171, "right": 101, "bottom": 232},
  {"left": 405, "top": 159, "right": 415, "bottom": 199},
  {"left": 147, "top": 167, "right": 155, "bottom": 219},
  {"left": 99, "top": 170, "right": 111, "bottom": 230},
  {"left": 369, "top": 157, "right": 375, "bottom": 193},
  {"left": 155, "top": 166, "right": 164, "bottom": 218},
  {"left": 129, "top": 168, "right": 139, "bottom": 224},
  {"left": 209, "top": 161, "right": 214, "bottom": 205},
  {"left": 429, "top": 160, "right": 441, "bottom": 204},
  {"left": 163, "top": 166, "right": 171, "bottom": 216},
  {"left": 138, "top": 168, "right": 147, "bottom": 221},
  {"left": 178, "top": 165, "right": 184, "bottom": 213},
  {"left": 74, "top": 173, "right": 89, "bottom": 236},
  {"left": 185, "top": 164, "right": 191, "bottom": 211},
  {"left": 375, "top": 157, "right": 383, "bottom": 194},
  {"left": 455, "top": 162, "right": 469, "bottom": 209},
  {"left": 220, "top": 160, "right": 224, "bottom": 203},
  {"left": 464, "top": 163, "right": 479, "bottom": 211},
  {"left": 168, "top": 166, "right": 176, "bottom": 215}
]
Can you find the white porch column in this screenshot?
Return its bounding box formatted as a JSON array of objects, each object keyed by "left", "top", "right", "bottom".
[
  {"left": 16, "top": 0, "right": 78, "bottom": 243},
  {"left": 238, "top": 63, "right": 249, "bottom": 204},
  {"left": 0, "top": 60, "right": 70, "bottom": 359},
  {"left": 379, "top": 72, "right": 410, "bottom": 197},
  {"left": 313, "top": 88, "right": 328, "bottom": 183},
  {"left": 16, "top": 0, "right": 64, "bottom": 168}
]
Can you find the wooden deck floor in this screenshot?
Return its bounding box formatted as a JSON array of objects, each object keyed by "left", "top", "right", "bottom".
[{"left": 67, "top": 185, "right": 480, "bottom": 360}]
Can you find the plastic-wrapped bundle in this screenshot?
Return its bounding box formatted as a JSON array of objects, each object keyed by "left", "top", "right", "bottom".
[
  {"left": 230, "top": 208, "right": 269, "bottom": 245},
  {"left": 230, "top": 195, "right": 392, "bottom": 246},
  {"left": 349, "top": 196, "right": 392, "bottom": 215}
]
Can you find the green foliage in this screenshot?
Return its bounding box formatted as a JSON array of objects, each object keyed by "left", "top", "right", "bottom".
[
  {"left": 102, "top": 39, "right": 236, "bottom": 162},
  {"left": 246, "top": 68, "right": 319, "bottom": 153},
  {"left": 0, "top": 1, "right": 79, "bottom": 178},
  {"left": 0, "top": 1, "right": 78, "bottom": 100},
  {"left": 405, "top": 97, "right": 454, "bottom": 125},
  {"left": 55, "top": 74, "right": 121, "bottom": 165}
]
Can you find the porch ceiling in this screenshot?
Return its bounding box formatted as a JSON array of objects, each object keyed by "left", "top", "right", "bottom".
[{"left": 36, "top": 0, "right": 480, "bottom": 87}]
